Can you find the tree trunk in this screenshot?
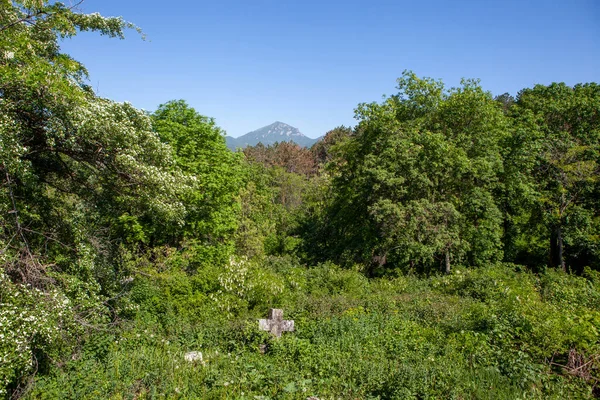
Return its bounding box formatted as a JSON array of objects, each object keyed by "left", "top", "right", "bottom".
[
  {"left": 445, "top": 250, "right": 451, "bottom": 274},
  {"left": 550, "top": 227, "right": 558, "bottom": 268},
  {"left": 557, "top": 225, "right": 566, "bottom": 272}
]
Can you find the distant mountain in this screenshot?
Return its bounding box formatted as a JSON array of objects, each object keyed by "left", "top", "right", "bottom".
[{"left": 226, "top": 121, "right": 320, "bottom": 150}]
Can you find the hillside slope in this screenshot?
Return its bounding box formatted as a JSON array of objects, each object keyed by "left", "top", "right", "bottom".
[{"left": 226, "top": 121, "right": 320, "bottom": 150}]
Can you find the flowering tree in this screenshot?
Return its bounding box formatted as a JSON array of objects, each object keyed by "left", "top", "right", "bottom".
[{"left": 0, "top": 1, "right": 190, "bottom": 392}]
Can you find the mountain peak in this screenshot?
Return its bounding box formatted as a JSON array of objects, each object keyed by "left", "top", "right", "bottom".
[{"left": 226, "top": 122, "right": 319, "bottom": 150}]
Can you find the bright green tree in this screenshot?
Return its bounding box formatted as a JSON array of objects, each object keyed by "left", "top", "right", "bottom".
[{"left": 152, "top": 100, "right": 243, "bottom": 266}]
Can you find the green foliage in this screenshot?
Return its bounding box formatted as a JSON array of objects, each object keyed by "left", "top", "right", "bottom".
[
  {"left": 152, "top": 100, "right": 243, "bottom": 264},
  {"left": 235, "top": 160, "right": 319, "bottom": 260},
  {"left": 1, "top": 0, "right": 188, "bottom": 280},
  {"left": 311, "top": 125, "right": 353, "bottom": 166},
  {"left": 0, "top": 2, "right": 188, "bottom": 395},
  {"left": 0, "top": 267, "right": 110, "bottom": 397},
  {"left": 22, "top": 263, "right": 600, "bottom": 399},
  {"left": 309, "top": 71, "right": 507, "bottom": 274},
  {"left": 0, "top": 268, "right": 65, "bottom": 397},
  {"left": 506, "top": 83, "right": 600, "bottom": 271},
  {"left": 2, "top": 1, "right": 599, "bottom": 397}
]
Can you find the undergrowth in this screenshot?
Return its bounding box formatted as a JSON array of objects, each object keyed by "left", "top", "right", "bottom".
[{"left": 20, "top": 259, "right": 600, "bottom": 399}]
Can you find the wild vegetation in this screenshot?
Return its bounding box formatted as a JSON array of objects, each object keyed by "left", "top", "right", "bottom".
[{"left": 1, "top": 2, "right": 599, "bottom": 399}]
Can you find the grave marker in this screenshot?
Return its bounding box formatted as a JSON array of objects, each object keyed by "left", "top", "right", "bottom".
[{"left": 258, "top": 308, "right": 294, "bottom": 338}]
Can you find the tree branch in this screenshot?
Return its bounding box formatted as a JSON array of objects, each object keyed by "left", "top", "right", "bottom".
[{"left": 0, "top": 0, "right": 86, "bottom": 33}]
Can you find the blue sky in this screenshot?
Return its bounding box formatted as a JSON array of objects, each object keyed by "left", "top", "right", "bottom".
[{"left": 61, "top": 0, "right": 599, "bottom": 138}]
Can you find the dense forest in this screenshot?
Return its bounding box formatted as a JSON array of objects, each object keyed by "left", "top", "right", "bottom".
[{"left": 1, "top": 2, "right": 600, "bottom": 399}]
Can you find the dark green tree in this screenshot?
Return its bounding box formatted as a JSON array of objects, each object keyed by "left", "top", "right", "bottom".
[
  {"left": 508, "top": 83, "right": 600, "bottom": 272},
  {"left": 312, "top": 72, "right": 508, "bottom": 274}
]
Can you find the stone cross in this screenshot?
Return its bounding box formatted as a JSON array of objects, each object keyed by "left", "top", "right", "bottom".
[{"left": 258, "top": 308, "right": 294, "bottom": 338}]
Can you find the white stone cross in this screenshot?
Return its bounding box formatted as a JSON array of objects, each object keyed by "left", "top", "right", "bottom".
[{"left": 258, "top": 308, "right": 294, "bottom": 338}]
